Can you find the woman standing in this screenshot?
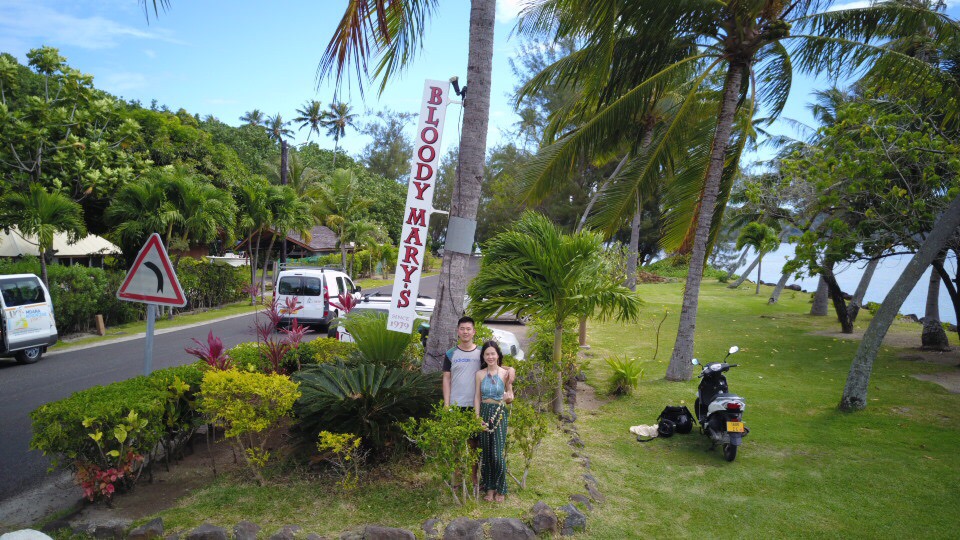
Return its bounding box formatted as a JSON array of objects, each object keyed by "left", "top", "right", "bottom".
[{"left": 474, "top": 340, "right": 513, "bottom": 502}]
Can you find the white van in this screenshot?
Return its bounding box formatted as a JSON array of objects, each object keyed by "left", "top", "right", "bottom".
[
  {"left": 0, "top": 274, "right": 58, "bottom": 363},
  {"left": 273, "top": 266, "right": 361, "bottom": 336}
]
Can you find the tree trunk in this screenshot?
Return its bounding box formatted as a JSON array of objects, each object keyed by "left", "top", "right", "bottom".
[
  {"left": 821, "top": 264, "right": 853, "bottom": 333},
  {"left": 39, "top": 248, "right": 49, "bottom": 288},
  {"left": 931, "top": 256, "right": 960, "bottom": 343},
  {"left": 280, "top": 139, "right": 289, "bottom": 264},
  {"left": 578, "top": 316, "right": 587, "bottom": 347},
  {"left": 846, "top": 257, "right": 879, "bottom": 324},
  {"left": 423, "top": 0, "right": 495, "bottom": 374},
  {"left": 552, "top": 325, "right": 564, "bottom": 415},
  {"left": 840, "top": 194, "right": 960, "bottom": 411},
  {"left": 340, "top": 235, "right": 347, "bottom": 271},
  {"left": 755, "top": 255, "right": 762, "bottom": 295},
  {"left": 261, "top": 234, "right": 277, "bottom": 298},
  {"left": 767, "top": 270, "right": 791, "bottom": 304},
  {"left": 922, "top": 256, "right": 950, "bottom": 351},
  {"left": 810, "top": 276, "right": 829, "bottom": 316},
  {"left": 726, "top": 247, "right": 749, "bottom": 281},
  {"left": 665, "top": 63, "right": 745, "bottom": 382},
  {"left": 625, "top": 204, "right": 641, "bottom": 291},
  {"left": 577, "top": 153, "right": 629, "bottom": 233},
  {"left": 728, "top": 253, "right": 760, "bottom": 289}
]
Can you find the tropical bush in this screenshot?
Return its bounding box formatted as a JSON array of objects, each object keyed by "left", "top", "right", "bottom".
[
  {"left": 341, "top": 310, "right": 423, "bottom": 370},
  {"left": 518, "top": 317, "right": 580, "bottom": 409},
  {"left": 507, "top": 400, "right": 550, "bottom": 489},
  {"left": 175, "top": 258, "right": 247, "bottom": 310},
  {"left": 30, "top": 363, "right": 204, "bottom": 501},
  {"left": 605, "top": 355, "right": 645, "bottom": 396},
  {"left": 292, "top": 363, "right": 441, "bottom": 450},
  {"left": 227, "top": 338, "right": 357, "bottom": 374},
  {"left": 400, "top": 403, "right": 483, "bottom": 505},
  {"left": 644, "top": 255, "right": 727, "bottom": 280},
  {"left": 199, "top": 369, "right": 301, "bottom": 485}
]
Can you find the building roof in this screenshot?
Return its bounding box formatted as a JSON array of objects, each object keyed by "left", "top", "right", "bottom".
[
  {"left": 276, "top": 225, "right": 340, "bottom": 253},
  {"left": 0, "top": 228, "right": 121, "bottom": 257}
]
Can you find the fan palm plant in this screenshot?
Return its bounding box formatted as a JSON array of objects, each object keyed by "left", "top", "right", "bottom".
[
  {"left": 468, "top": 211, "right": 642, "bottom": 414},
  {"left": 1, "top": 185, "right": 87, "bottom": 286},
  {"left": 735, "top": 222, "right": 781, "bottom": 295},
  {"left": 310, "top": 169, "right": 374, "bottom": 270}
]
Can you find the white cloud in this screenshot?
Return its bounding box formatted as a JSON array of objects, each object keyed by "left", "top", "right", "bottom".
[
  {"left": 0, "top": 0, "right": 184, "bottom": 50},
  {"left": 144, "top": 49, "right": 157, "bottom": 58}
]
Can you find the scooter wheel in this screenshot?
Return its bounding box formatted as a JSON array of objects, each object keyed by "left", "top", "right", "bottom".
[{"left": 722, "top": 444, "right": 737, "bottom": 462}]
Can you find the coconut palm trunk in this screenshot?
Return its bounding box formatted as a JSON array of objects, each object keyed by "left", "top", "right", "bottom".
[
  {"left": 922, "top": 254, "right": 950, "bottom": 351},
  {"left": 846, "top": 257, "right": 880, "bottom": 323},
  {"left": 729, "top": 254, "right": 760, "bottom": 289},
  {"left": 810, "top": 276, "right": 829, "bottom": 316},
  {"left": 931, "top": 256, "right": 960, "bottom": 343},
  {"left": 423, "top": 0, "right": 495, "bottom": 373},
  {"left": 625, "top": 206, "right": 642, "bottom": 291},
  {"left": 552, "top": 325, "right": 564, "bottom": 414},
  {"left": 767, "top": 271, "right": 791, "bottom": 304},
  {"left": 666, "top": 63, "right": 746, "bottom": 381},
  {"left": 841, "top": 194, "right": 960, "bottom": 411}
]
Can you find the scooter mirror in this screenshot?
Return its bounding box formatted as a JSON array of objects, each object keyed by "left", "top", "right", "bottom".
[
  {"left": 729, "top": 346, "right": 739, "bottom": 355},
  {"left": 691, "top": 358, "right": 699, "bottom": 365}
]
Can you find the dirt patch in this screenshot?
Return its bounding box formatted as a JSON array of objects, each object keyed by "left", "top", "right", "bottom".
[
  {"left": 809, "top": 327, "right": 960, "bottom": 393},
  {"left": 67, "top": 433, "right": 243, "bottom": 527}
]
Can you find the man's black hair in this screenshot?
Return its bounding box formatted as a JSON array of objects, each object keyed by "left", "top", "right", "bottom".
[{"left": 457, "top": 316, "right": 475, "bottom": 327}]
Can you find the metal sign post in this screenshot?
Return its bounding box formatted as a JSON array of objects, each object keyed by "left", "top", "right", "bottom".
[{"left": 116, "top": 233, "right": 187, "bottom": 375}]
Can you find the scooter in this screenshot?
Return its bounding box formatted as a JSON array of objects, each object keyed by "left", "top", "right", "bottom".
[{"left": 692, "top": 346, "right": 748, "bottom": 462}]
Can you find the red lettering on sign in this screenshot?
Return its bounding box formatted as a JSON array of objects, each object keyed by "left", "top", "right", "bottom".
[
  {"left": 404, "top": 227, "right": 423, "bottom": 247},
  {"left": 425, "top": 106, "right": 440, "bottom": 127},
  {"left": 412, "top": 181, "right": 430, "bottom": 200},
  {"left": 403, "top": 246, "right": 421, "bottom": 266},
  {"left": 400, "top": 263, "right": 417, "bottom": 283},
  {"left": 428, "top": 86, "right": 443, "bottom": 105},
  {"left": 398, "top": 289, "right": 411, "bottom": 308},
  {"left": 415, "top": 162, "right": 433, "bottom": 181},
  {"left": 420, "top": 126, "right": 438, "bottom": 144},
  {"left": 418, "top": 145, "right": 436, "bottom": 163},
  {"left": 406, "top": 207, "right": 427, "bottom": 226}
]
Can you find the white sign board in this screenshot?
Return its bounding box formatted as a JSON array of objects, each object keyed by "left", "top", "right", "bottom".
[{"left": 387, "top": 80, "right": 451, "bottom": 333}]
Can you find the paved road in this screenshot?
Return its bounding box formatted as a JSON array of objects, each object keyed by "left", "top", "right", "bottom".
[{"left": 0, "top": 268, "right": 471, "bottom": 502}]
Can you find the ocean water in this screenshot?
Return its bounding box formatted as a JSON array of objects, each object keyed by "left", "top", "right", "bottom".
[{"left": 731, "top": 244, "right": 958, "bottom": 325}]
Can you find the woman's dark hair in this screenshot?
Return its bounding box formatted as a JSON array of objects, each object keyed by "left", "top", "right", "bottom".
[{"left": 479, "top": 340, "right": 503, "bottom": 368}]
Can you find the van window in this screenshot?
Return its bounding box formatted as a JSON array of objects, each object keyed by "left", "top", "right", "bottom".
[
  {"left": 0, "top": 277, "right": 45, "bottom": 307},
  {"left": 335, "top": 277, "right": 346, "bottom": 297},
  {"left": 277, "top": 276, "right": 323, "bottom": 296}
]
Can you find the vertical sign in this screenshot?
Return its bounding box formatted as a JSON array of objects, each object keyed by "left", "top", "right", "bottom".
[{"left": 387, "top": 80, "right": 451, "bottom": 333}]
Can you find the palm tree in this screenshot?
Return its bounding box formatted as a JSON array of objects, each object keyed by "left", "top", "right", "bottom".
[
  {"left": 234, "top": 177, "right": 273, "bottom": 301},
  {"left": 0, "top": 185, "right": 87, "bottom": 286},
  {"left": 319, "top": 0, "right": 496, "bottom": 374},
  {"left": 342, "top": 219, "right": 388, "bottom": 278},
  {"left": 521, "top": 0, "right": 958, "bottom": 381},
  {"left": 240, "top": 109, "right": 265, "bottom": 126},
  {"left": 735, "top": 222, "right": 780, "bottom": 295},
  {"left": 259, "top": 185, "right": 313, "bottom": 296},
  {"left": 294, "top": 100, "right": 326, "bottom": 142},
  {"left": 311, "top": 169, "right": 374, "bottom": 270},
  {"left": 106, "top": 171, "right": 181, "bottom": 259},
  {"left": 467, "top": 212, "right": 642, "bottom": 414},
  {"left": 320, "top": 102, "right": 356, "bottom": 167}
]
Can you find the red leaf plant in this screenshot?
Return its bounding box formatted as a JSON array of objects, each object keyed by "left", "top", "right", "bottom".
[
  {"left": 185, "top": 330, "right": 233, "bottom": 370},
  {"left": 75, "top": 452, "right": 144, "bottom": 502},
  {"left": 329, "top": 292, "right": 358, "bottom": 314}
]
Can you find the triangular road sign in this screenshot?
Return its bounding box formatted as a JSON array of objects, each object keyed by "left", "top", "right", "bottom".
[{"left": 117, "top": 233, "right": 187, "bottom": 306}]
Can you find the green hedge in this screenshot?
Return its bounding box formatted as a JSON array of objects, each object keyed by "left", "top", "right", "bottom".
[
  {"left": 30, "top": 363, "right": 205, "bottom": 499},
  {"left": 228, "top": 338, "right": 357, "bottom": 373},
  {"left": 643, "top": 255, "right": 728, "bottom": 280},
  {"left": 176, "top": 258, "right": 247, "bottom": 309}
]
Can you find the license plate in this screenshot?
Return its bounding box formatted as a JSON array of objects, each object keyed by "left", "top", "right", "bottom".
[{"left": 727, "top": 421, "right": 744, "bottom": 433}]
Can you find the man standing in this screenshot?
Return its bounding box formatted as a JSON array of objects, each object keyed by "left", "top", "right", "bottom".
[{"left": 443, "top": 316, "right": 481, "bottom": 408}]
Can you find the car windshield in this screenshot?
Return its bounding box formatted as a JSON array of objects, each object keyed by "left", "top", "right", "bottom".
[
  {"left": 0, "top": 277, "right": 45, "bottom": 307},
  {"left": 277, "top": 276, "right": 323, "bottom": 296}
]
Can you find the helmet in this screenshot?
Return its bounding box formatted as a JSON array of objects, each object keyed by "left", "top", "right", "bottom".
[
  {"left": 657, "top": 419, "right": 676, "bottom": 438},
  {"left": 674, "top": 414, "right": 693, "bottom": 434}
]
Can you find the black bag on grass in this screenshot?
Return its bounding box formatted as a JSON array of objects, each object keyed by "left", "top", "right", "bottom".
[{"left": 658, "top": 405, "right": 694, "bottom": 436}]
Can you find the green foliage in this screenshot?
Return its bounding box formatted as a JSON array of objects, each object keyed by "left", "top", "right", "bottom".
[
  {"left": 644, "top": 255, "right": 728, "bottom": 280},
  {"left": 292, "top": 363, "right": 441, "bottom": 450},
  {"left": 518, "top": 316, "right": 579, "bottom": 408},
  {"left": 506, "top": 400, "right": 550, "bottom": 489},
  {"left": 30, "top": 363, "right": 205, "bottom": 501},
  {"left": 176, "top": 258, "right": 247, "bottom": 310},
  {"left": 199, "top": 369, "right": 301, "bottom": 484},
  {"left": 228, "top": 338, "right": 356, "bottom": 374},
  {"left": 605, "top": 356, "right": 645, "bottom": 396},
  {"left": 400, "top": 403, "right": 484, "bottom": 505},
  {"left": 341, "top": 310, "right": 422, "bottom": 370},
  {"left": 316, "top": 431, "right": 366, "bottom": 490}
]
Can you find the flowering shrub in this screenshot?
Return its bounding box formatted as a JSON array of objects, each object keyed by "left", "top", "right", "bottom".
[
  {"left": 316, "top": 431, "right": 366, "bottom": 489},
  {"left": 400, "top": 403, "right": 483, "bottom": 505},
  {"left": 199, "top": 369, "right": 300, "bottom": 485}
]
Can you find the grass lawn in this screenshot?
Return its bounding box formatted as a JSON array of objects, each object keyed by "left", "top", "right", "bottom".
[{"left": 140, "top": 280, "right": 960, "bottom": 538}]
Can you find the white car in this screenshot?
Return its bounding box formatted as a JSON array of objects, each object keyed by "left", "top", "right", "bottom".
[
  {"left": 273, "top": 265, "right": 361, "bottom": 336},
  {"left": 339, "top": 293, "right": 524, "bottom": 359}
]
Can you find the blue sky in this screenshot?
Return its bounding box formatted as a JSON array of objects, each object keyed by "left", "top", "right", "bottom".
[{"left": 1, "top": 0, "right": 959, "bottom": 163}]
